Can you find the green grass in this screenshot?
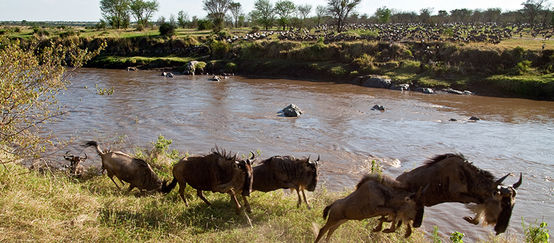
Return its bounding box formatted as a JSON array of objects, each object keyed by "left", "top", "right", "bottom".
[{"left": 0, "top": 161, "right": 431, "bottom": 242}]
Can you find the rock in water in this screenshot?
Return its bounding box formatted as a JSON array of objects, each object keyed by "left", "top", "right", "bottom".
[
  {"left": 282, "top": 104, "right": 303, "bottom": 117},
  {"left": 371, "top": 105, "right": 385, "bottom": 111}
]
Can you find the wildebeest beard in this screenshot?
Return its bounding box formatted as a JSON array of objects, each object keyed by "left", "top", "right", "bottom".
[
  {"left": 494, "top": 196, "right": 514, "bottom": 235},
  {"left": 242, "top": 169, "right": 252, "bottom": 196}
]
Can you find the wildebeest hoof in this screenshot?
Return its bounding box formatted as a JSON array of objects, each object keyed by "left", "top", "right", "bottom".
[
  {"left": 383, "top": 228, "right": 395, "bottom": 233},
  {"left": 372, "top": 225, "right": 383, "bottom": 232},
  {"left": 463, "top": 216, "right": 479, "bottom": 225}
]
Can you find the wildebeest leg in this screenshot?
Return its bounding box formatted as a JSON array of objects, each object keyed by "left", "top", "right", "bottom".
[
  {"left": 463, "top": 216, "right": 480, "bottom": 225},
  {"left": 228, "top": 189, "right": 242, "bottom": 214},
  {"left": 109, "top": 176, "right": 122, "bottom": 190},
  {"left": 404, "top": 224, "right": 413, "bottom": 238},
  {"left": 197, "top": 190, "right": 211, "bottom": 206},
  {"left": 314, "top": 218, "right": 342, "bottom": 243},
  {"left": 325, "top": 219, "right": 347, "bottom": 242},
  {"left": 373, "top": 216, "right": 390, "bottom": 232},
  {"left": 383, "top": 216, "right": 400, "bottom": 233},
  {"left": 295, "top": 188, "right": 302, "bottom": 208},
  {"left": 301, "top": 189, "right": 311, "bottom": 209},
  {"left": 242, "top": 195, "right": 252, "bottom": 213},
  {"left": 178, "top": 182, "right": 189, "bottom": 206}
]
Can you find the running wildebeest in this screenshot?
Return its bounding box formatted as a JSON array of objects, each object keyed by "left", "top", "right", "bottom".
[
  {"left": 83, "top": 141, "right": 165, "bottom": 192},
  {"left": 396, "top": 153, "right": 522, "bottom": 235},
  {"left": 314, "top": 174, "right": 423, "bottom": 243},
  {"left": 252, "top": 155, "right": 319, "bottom": 209},
  {"left": 63, "top": 151, "right": 87, "bottom": 177},
  {"left": 162, "top": 148, "right": 254, "bottom": 214}
]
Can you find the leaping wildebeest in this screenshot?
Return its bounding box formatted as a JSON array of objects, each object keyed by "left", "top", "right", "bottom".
[
  {"left": 83, "top": 141, "right": 165, "bottom": 192},
  {"left": 396, "top": 153, "right": 522, "bottom": 235},
  {"left": 162, "top": 148, "right": 254, "bottom": 214},
  {"left": 252, "top": 155, "right": 319, "bottom": 209},
  {"left": 314, "top": 174, "right": 423, "bottom": 243}
]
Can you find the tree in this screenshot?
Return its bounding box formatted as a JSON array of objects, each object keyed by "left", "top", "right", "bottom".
[
  {"left": 375, "top": 7, "right": 391, "bottom": 23},
  {"left": 275, "top": 0, "right": 296, "bottom": 30},
  {"left": 129, "top": 0, "right": 158, "bottom": 28},
  {"left": 251, "top": 0, "right": 275, "bottom": 30},
  {"left": 297, "top": 4, "right": 312, "bottom": 20},
  {"left": 100, "top": 0, "right": 131, "bottom": 29},
  {"left": 316, "top": 5, "right": 327, "bottom": 26},
  {"left": 159, "top": 22, "right": 176, "bottom": 36},
  {"left": 326, "top": 0, "right": 361, "bottom": 32},
  {"left": 0, "top": 41, "right": 105, "bottom": 165},
  {"left": 520, "top": 0, "right": 546, "bottom": 26},
  {"left": 229, "top": 2, "right": 242, "bottom": 28},
  {"left": 419, "top": 8, "right": 433, "bottom": 24},
  {"left": 203, "top": 0, "right": 232, "bottom": 32},
  {"left": 177, "top": 10, "right": 189, "bottom": 28}
]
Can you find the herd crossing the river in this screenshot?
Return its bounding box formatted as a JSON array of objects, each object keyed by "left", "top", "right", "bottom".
[{"left": 63, "top": 141, "right": 523, "bottom": 242}]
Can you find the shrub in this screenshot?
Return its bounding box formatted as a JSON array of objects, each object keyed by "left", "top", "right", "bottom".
[
  {"left": 353, "top": 54, "right": 376, "bottom": 73},
  {"left": 450, "top": 231, "right": 464, "bottom": 243},
  {"left": 224, "top": 62, "right": 237, "bottom": 73},
  {"left": 209, "top": 40, "right": 230, "bottom": 58},
  {"left": 197, "top": 19, "right": 213, "bottom": 30},
  {"left": 523, "top": 220, "right": 549, "bottom": 243},
  {"left": 159, "top": 23, "right": 176, "bottom": 37},
  {"left": 513, "top": 60, "right": 532, "bottom": 75}
]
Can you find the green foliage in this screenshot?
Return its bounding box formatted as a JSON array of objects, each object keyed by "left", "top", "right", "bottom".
[
  {"left": 450, "top": 231, "right": 464, "bottom": 243},
  {"left": 195, "top": 61, "right": 207, "bottom": 72},
  {"left": 0, "top": 41, "right": 104, "bottom": 163},
  {"left": 159, "top": 23, "right": 175, "bottom": 37},
  {"left": 513, "top": 60, "right": 533, "bottom": 75},
  {"left": 100, "top": 0, "right": 132, "bottom": 29},
  {"left": 375, "top": 7, "right": 392, "bottom": 23},
  {"left": 95, "top": 84, "right": 115, "bottom": 95},
  {"left": 522, "top": 219, "right": 550, "bottom": 243},
  {"left": 353, "top": 54, "right": 376, "bottom": 73},
  {"left": 197, "top": 19, "right": 214, "bottom": 30},
  {"left": 432, "top": 225, "right": 442, "bottom": 243},
  {"left": 209, "top": 40, "right": 230, "bottom": 58},
  {"left": 370, "top": 160, "right": 383, "bottom": 175},
  {"left": 224, "top": 62, "right": 237, "bottom": 73}
]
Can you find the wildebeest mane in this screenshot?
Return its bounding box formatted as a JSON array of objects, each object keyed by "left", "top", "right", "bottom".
[
  {"left": 424, "top": 153, "right": 495, "bottom": 182},
  {"left": 210, "top": 146, "right": 236, "bottom": 161}
]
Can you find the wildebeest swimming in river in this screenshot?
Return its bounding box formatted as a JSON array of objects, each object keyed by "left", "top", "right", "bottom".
[
  {"left": 252, "top": 155, "right": 319, "bottom": 209},
  {"left": 314, "top": 174, "right": 423, "bottom": 243},
  {"left": 84, "top": 141, "right": 165, "bottom": 192},
  {"left": 162, "top": 147, "right": 254, "bottom": 214},
  {"left": 396, "top": 153, "right": 522, "bottom": 235}
]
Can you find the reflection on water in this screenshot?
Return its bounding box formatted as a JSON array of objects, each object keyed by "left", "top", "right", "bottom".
[{"left": 53, "top": 68, "right": 554, "bottom": 241}]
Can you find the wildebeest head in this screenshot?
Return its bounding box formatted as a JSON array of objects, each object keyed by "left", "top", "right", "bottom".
[
  {"left": 63, "top": 151, "right": 87, "bottom": 171},
  {"left": 238, "top": 152, "right": 255, "bottom": 196},
  {"left": 305, "top": 155, "right": 320, "bottom": 191},
  {"left": 491, "top": 173, "right": 522, "bottom": 234}
]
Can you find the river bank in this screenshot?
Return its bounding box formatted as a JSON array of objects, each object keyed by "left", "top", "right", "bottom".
[{"left": 76, "top": 36, "right": 554, "bottom": 100}]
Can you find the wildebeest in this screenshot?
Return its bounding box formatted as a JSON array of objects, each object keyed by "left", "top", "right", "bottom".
[
  {"left": 63, "top": 151, "right": 87, "bottom": 177},
  {"left": 396, "top": 153, "right": 522, "bottom": 234},
  {"left": 83, "top": 141, "right": 164, "bottom": 192},
  {"left": 162, "top": 148, "right": 254, "bottom": 214},
  {"left": 252, "top": 155, "right": 319, "bottom": 209},
  {"left": 314, "top": 174, "right": 422, "bottom": 243}
]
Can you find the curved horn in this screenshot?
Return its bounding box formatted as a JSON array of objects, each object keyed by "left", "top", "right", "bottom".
[
  {"left": 512, "top": 173, "right": 522, "bottom": 189},
  {"left": 249, "top": 151, "right": 256, "bottom": 160},
  {"left": 494, "top": 173, "right": 510, "bottom": 187},
  {"left": 64, "top": 151, "right": 73, "bottom": 160},
  {"left": 82, "top": 153, "right": 88, "bottom": 160},
  {"left": 307, "top": 155, "right": 311, "bottom": 162},
  {"left": 316, "top": 154, "right": 320, "bottom": 162}
]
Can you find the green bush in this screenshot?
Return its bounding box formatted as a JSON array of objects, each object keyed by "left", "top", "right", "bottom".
[
  {"left": 450, "top": 231, "right": 464, "bottom": 243},
  {"left": 209, "top": 40, "right": 230, "bottom": 58},
  {"left": 523, "top": 220, "right": 549, "bottom": 243},
  {"left": 513, "top": 60, "right": 532, "bottom": 75},
  {"left": 225, "top": 62, "right": 237, "bottom": 73},
  {"left": 197, "top": 19, "right": 213, "bottom": 30},
  {"left": 159, "top": 23, "right": 175, "bottom": 37}
]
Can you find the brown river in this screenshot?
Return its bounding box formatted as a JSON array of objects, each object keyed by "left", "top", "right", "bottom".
[{"left": 53, "top": 68, "right": 553, "bottom": 241}]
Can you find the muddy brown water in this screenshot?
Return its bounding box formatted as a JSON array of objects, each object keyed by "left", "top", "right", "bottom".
[{"left": 52, "top": 68, "right": 553, "bottom": 241}]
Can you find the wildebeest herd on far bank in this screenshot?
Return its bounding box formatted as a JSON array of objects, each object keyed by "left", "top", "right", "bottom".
[
  {"left": 222, "top": 22, "right": 552, "bottom": 45},
  {"left": 61, "top": 140, "right": 523, "bottom": 242}
]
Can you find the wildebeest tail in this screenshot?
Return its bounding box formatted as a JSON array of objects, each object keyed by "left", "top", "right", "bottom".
[
  {"left": 161, "top": 178, "right": 178, "bottom": 193},
  {"left": 322, "top": 203, "right": 334, "bottom": 219},
  {"left": 83, "top": 141, "right": 103, "bottom": 156}
]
